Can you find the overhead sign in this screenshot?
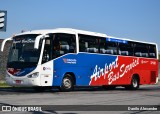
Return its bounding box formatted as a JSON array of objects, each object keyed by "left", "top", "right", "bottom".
[
  {"left": 106, "top": 37, "right": 128, "bottom": 44},
  {"left": 0, "top": 10, "right": 7, "bottom": 32}
]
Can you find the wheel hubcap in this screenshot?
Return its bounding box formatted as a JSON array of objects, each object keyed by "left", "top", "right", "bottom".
[
  {"left": 63, "top": 78, "right": 71, "bottom": 89},
  {"left": 133, "top": 79, "right": 137, "bottom": 88}
]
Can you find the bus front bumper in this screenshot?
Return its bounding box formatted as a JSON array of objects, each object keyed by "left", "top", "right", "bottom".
[{"left": 5, "top": 74, "right": 41, "bottom": 87}]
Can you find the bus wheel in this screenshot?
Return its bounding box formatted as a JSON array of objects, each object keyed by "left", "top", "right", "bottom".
[
  {"left": 131, "top": 76, "right": 139, "bottom": 89},
  {"left": 125, "top": 76, "right": 139, "bottom": 90},
  {"left": 60, "top": 74, "right": 74, "bottom": 92}
]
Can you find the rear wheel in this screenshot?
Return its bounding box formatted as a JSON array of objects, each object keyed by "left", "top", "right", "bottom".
[
  {"left": 131, "top": 76, "right": 139, "bottom": 89},
  {"left": 60, "top": 74, "right": 74, "bottom": 92},
  {"left": 125, "top": 76, "right": 139, "bottom": 90}
]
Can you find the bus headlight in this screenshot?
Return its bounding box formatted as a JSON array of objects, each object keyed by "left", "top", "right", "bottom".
[{"left": 27, "top": 72, "right": 39, "bottom": 78}]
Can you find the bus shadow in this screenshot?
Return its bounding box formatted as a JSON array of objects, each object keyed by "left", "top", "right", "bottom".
[
  {"left": 0, "top": 85, "right": 159, "bottom": 94},
  {"left": 73, "top": 86, "right": 160, "bottom": 92}
]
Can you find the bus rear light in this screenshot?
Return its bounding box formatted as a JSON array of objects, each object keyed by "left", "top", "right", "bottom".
[
  {"left": 155, "top": 77, "right": 159, "bottom": 84},
  {"left": 27, "top": 72, "right": 39, "bottom": 78}
]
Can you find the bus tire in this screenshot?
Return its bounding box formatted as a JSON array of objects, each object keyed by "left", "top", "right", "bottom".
[
  {"left": 131, "top": 76, "right": 139, "bottom": 89},
  {"left": 125, "top": 75, "right": 139, "bottom": 90},
  {"left": 60, "top": 74, "right": 74, "bottom": 92}
]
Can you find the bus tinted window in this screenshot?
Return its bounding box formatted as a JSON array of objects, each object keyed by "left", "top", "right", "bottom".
[
  {"left": 79, "top": 34, "right": 99, "bottom": 53},
  {"left": 148, "top": 45, "right": 156, "bottom": 58},
  {"left": 99, "top": 37, "right": 118, "bottom": 55},
  {"left": 118, "top": 41, "right": 134, "bottom": 56},
  {"left": 106, "top": 41, "right": 118, "bottom": 55},
  {"left": 52, "top": 33, "right": 76, "bottom": 58},
  {"left": 134, "top": 43, "right": 149, "bottom": 57},
  {"left": 79, "top": 34, "right": 157, "bottom": 58}
]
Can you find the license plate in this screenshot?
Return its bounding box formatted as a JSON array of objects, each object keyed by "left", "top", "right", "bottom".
[{"left": 15, "top": 80, "right": 21, "bottom": 84}]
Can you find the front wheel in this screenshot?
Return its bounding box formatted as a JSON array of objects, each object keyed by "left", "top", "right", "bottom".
[{"left": 60, "top": 74, "right": 74, "bottom": 92}]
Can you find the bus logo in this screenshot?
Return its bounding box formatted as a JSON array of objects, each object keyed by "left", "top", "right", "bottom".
[
  {"left": 63, "top": 58, "right": 77, "bottom": 64},
  {"left": 63, "top": 58, "right": 67, "bottom": 63},
  {"left": 89, "top": 57, "right": 140, "bottom": 85}
]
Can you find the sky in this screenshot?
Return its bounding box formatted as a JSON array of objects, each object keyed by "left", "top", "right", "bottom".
[{"left": 0, "top": 0, "right": 160, "bottom": 50}]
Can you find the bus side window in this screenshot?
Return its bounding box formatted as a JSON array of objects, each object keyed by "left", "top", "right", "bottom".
[
  {"left": 106, "top": 41, "right": 117, "bottom": 55},
  {"left": 134, "top": 43, "right": 148, "bottom": 57},
  {"left": 99, "top": 38, "right": 107, "bottom": 54},
  {"left": 99, "top": 37, "right": 118, "bottom": 55},
  {"left": 118, "top": 41, "right": 133, "bottom": 56},
  {"left": 52, "top": 33, "right": 76, "bottom": 59},
  {"left": 60, "top": 41, "right": 69, "bottom": 55},
  {"left": 149, "top": 45, "right": 156, "bottom": 58},
  {"left": 79, "top": 34, "right": 98, "bottom": 53},
  {"left": 79, "top": 36, "right": 86, "bottom": 52}
]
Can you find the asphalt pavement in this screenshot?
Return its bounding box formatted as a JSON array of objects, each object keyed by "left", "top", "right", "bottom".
[{"left": 0, "top": 84, "right": 160, "bottom": 114}]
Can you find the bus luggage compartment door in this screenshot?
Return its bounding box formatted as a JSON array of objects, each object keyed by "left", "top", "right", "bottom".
[{"left": 40, "top": 74, "right": 52, "bottom": 86}]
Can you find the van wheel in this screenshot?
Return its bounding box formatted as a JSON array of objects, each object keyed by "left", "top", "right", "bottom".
[{"left": 60, "top": 74, "right": 74, "bottom": 92}]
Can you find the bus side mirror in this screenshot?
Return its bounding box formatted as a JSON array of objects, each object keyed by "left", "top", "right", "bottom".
[
  {"left": 1, "top": 37, "right": 12, "bottom": 52},
  {"left": 34, "top": 34, "right": 49, "bottom": 49}
]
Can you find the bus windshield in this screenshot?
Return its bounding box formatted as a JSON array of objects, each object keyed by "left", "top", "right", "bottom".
[{"left": 7, "top": 34, "right": 42, "bottom": 69}]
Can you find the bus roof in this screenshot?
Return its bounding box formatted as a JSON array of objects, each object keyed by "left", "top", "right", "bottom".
[{"left": 15, "top": 28, "right": 157, "bottom": 45}]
